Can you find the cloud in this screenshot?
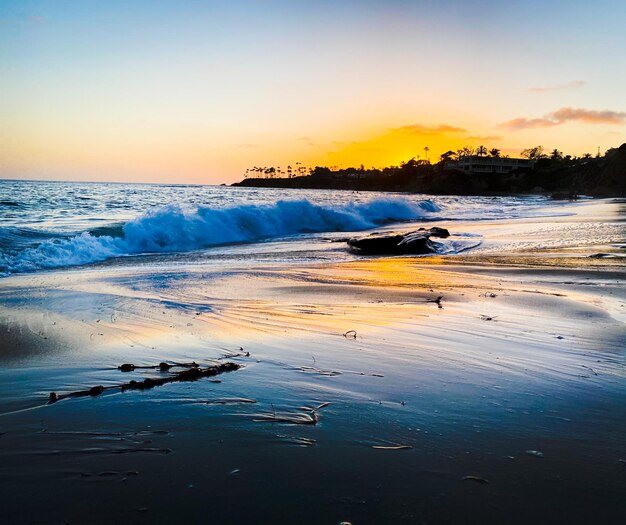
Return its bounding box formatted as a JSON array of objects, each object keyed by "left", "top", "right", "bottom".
[
  {"left": 500, "top": 107, "right": 626, "bottom": 130},
  {"left": 395, "top": 124, "right": 466, "bottom": 135},
  {"left": 528, "top": 80, "right": 586, "bottom": 93},
  {"left": 466, "top": 135, "right": 503, "bottom": 142}
]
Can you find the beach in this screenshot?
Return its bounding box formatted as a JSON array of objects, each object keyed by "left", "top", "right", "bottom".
[{"left": 0, "top": 190, "right": 625, "bottom": 524}]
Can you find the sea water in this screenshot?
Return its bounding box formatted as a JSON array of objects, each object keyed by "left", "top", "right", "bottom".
[{"left": 0, "top": 180, "right": 552, "bottom": 275}]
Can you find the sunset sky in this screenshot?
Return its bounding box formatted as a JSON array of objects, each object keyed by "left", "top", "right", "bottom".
[{"left": 1, "top": 0, "right": 625, "bottom": 184}]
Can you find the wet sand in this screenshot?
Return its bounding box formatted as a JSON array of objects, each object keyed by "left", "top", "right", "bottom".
[{"left": 1, "top": 199, "right": 625, "bottom": 524}]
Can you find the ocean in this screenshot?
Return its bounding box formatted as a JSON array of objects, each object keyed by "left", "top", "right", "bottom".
[{"left": 0, "top": 179, "right": 553, "bottom": 275}]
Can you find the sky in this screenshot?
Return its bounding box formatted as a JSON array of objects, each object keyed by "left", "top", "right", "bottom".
[{"left": 1, "top": 0, "right": 625, "bottom": 184}]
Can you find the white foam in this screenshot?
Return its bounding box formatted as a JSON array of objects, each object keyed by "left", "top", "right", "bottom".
[{"left": 1, "top": 198, "right": 439, "bottom": 274}]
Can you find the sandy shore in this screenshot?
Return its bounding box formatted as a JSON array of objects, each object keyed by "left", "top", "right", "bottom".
[{"left": 1, "top": 199, "right": 625, "bottom": 524}]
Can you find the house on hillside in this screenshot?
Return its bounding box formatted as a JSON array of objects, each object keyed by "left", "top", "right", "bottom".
[{"left": 445, "top": 156, "right": 535, "bottom": 174}]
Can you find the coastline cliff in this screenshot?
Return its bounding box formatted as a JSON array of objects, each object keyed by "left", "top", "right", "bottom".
[{"left": 232, "top": 144, "right": 626, "bottom": 197}]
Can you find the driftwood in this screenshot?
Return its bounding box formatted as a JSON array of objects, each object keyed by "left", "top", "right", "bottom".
[
  {"left": 426, "top": 296, "right": 444, "bottom": 308},
  {"left": 48, "top": 362, "right": 241, "bottom": 404}
]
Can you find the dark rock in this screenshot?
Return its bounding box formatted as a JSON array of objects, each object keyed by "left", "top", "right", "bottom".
[
  {"left": 348, "top": 230, "right": 438, "bottom": 255},
  {"left": 550, "top": 192, "right": 578, "bottom": 200},
  {"left": 418, "top": 226, "right": 450, "bottom": 238},
  {"left": 119, "top": 363, "right": 135, "bottom": 372}
]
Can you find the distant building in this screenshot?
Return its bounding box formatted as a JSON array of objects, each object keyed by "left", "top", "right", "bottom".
[{"left": 445, "top": 156, "right": 535, "bottom": 174}]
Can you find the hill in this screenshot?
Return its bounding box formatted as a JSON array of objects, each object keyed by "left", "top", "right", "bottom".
[{"left": 232, "top": 144, "right": 626, "bottom": 197}]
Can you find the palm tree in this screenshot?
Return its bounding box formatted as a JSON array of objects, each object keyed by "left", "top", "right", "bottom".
[
  {"left": 476, "top": 145, "right": 487, "bottom": 157},
  {"left": 423, "top": 146, "right": 430, "bottom": 163},
  {"left": 457, "top": 146, "right": 474, "bottom": 158},
  {"left": 550, "top": 149, "right": 563, "bottom": 161},
  {"left": 489, "top": 148, "right": 501, "bottom": 157}
]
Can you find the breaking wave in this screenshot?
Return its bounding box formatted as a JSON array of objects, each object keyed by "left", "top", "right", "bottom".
[{"left": 0, "top": 198, "right": 439, "bottom": 274}]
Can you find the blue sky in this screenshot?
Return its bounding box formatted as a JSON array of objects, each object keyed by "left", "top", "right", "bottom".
[{"left": 1, "top": 0, "right": 625, "bottom": 182}]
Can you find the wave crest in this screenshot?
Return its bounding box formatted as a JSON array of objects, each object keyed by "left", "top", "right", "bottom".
[{"left": 1, "top": 198, "right": 439, "bottom": 274}]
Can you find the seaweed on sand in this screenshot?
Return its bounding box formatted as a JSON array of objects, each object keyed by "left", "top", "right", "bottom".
[
  {"left": 252, "top": 402, "right": 330, "bottom": 425},
  {"left": 198, "top": 398, "right": 257, "bottom": 405},
  {"left": 48, "top": 362, "right": 241, "bottom": 404},
  {"left": 275, "top": 434, "right": 317, "bottom": 446},
  {"left": 118, "top": 361, "right": 199, "bottom": 372},
  {"left": 371, "top": 444, "right": 413, "bottom": 450}
]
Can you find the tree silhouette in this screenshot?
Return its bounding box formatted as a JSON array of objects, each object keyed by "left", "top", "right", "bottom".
[
  {"left": 489, "top": 148, "right": 501, "bottom": 157},
  {"left": 457, "top": 146, "right": 474, "bottom": 158},
  {"left": 440, "top": 150, "right": 456, "bottom": 162},
  {"left": 476, "top": 145, "right": 487, "bottom": 157},
  {"left": 550, "top": 149, "right": 563, "bottom": 161},
  {"left": 521, "top": 146, "right": 546, "bottom": 160}
]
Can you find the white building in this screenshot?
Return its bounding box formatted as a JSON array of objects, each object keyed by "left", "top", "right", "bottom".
[{"left": 445, "top": 156, "right": 535, "bottom": 174}]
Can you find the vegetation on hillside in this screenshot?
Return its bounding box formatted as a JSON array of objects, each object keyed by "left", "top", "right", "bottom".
[{"left": 234, "top": 143, "right": 626, "bottom": 197}]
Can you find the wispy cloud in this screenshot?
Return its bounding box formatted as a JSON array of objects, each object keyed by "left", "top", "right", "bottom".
[
  {"left": 395, "top": 124, "right": 466, "bottom": 135},
  {"left": 501, "top": 107, "right": 626, "bottom": 130},
  {"left": 466, "top": 135, "right": 503, "bottom": 142},
  {"left": 528, "top": 80, "right": 586, "bottom": 93}
]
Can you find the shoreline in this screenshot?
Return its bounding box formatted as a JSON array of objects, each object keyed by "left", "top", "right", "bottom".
[{"left": 1, "top": 198, "right": 625, "bottom": 524}]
